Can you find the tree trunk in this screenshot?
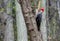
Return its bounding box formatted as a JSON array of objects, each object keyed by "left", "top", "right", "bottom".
[
  {"left": 15, "top": 0, "right": 28, "bottom": 41},
  {"left": 4, "top": 14, "right": 14, "bottom": 41},
  {"left": 47, "top": 0, "right": 59, "bottom": 41},
  {"left": 3, "top": 0, "right": 14, "bottom": 41},
  {"left": 40, "top": 0, "right": 47, "bottom": 41},
  {"left": 19, "top": 0, "right": 41, "bottom": 41}
]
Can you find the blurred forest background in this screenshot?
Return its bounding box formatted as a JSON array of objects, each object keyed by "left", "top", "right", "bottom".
[{"left": 0, "top": 0, "right": 60, "bottom": 41}]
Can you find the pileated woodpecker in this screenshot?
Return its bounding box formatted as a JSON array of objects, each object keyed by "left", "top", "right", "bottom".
[{"left": 36, "top": 8, "right": 44, "bottom": 31}]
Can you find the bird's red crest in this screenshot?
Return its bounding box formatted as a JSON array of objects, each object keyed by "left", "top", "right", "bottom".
[
  {"left": 38, "top": 8, "right": 44, "bottom": 12},
  {"left": 40, "top": 8, "right": 44, "bottom": 12}
]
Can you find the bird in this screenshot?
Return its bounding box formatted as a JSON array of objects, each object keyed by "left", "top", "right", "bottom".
[{"left": 36, "top": 8, "right": 44, "bottom": 31}]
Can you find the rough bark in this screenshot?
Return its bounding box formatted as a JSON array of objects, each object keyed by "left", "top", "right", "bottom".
[{"left": 19, "top": 0, "right": 41, "bottom": 41}]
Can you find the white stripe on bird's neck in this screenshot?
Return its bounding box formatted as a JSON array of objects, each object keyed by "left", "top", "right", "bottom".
[
  {"left": 38, "top": 10, "right": 42, "bottom": 14},
  {"left": 35, "top": 10, "right": 43, "bottom": 17}
]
